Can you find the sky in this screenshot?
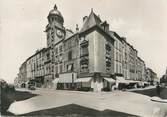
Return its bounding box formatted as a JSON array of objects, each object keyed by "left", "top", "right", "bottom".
[{"left": 0, "top": 0, "right": 167, "bottom": 83}]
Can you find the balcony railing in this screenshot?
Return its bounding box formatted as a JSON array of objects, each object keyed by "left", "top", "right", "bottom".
[{"left": 80, "top": 40, "right": 88, "bottom": 47}]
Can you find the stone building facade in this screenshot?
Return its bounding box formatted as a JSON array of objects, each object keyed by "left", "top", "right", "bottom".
[
  {"left": 146, "top": 68, "right": 158, "bottom": 85},
  {"left": 122, "top": 37, "right": 130, "bottom": 80},
  {"left": 17, "top": 61, "right": 27, "bottom": 86},
  {"left": 16, "top": 4, "right": 156, "bottom": 91},
  {"left": 109, "top": 31, "right": 123, "bottom": 77}
]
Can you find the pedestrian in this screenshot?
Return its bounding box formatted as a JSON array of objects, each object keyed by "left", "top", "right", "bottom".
[{"left": 156, "top": 83, "right": 161, "bottom": 97}]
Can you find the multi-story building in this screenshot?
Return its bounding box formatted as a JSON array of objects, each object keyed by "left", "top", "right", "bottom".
[
  {"left": 17, "top": 61, "right": 27, "bottom": 86},
  {"left": 25, "top": 48, "right": 46, "bottom": 87},
  {"left": 109, "top": 31, "right": 123, "bottom": 77},
  {"left": 43, "top": 5, "right": 116, "bottom": 91},
  {"left": 136, "top": 57, "right": 145, "bottom": 81},
  {"left": 122, "top": 37, "right": 130, "bottom": 80},
  {"left": 140, "top": 58, "right": 146, "bottom": 81},
  {"left": 129, "top": 44, "right": 138, "bottom": 81},
  {"left": 77, "top": 10, "right": 115, "bottom": 91},
  {"left": 16, "top": 4, "right": 155, "bottom": 91},
  {"left": 43, "top": 4, "right": 66, "bottom": 88},
  {"left": 146, "top": 68, "right": 157, "bottom": 85}
]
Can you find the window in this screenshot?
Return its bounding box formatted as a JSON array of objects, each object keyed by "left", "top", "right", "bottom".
[
  {"left": 59, "top": 64, "right": 63, "bottom": 73},
  {"left": 59, "top": 45, "right": 63, "bottom": 53},
  {"left": 106, "top": 61, "right": 111, "bottom": 67},
  {"left": 68, "top": 40, "right": 71, "bottom": 49},
  {"left": 80, "top": 56, "right": 89, "bottom": 73},
  {"left": 119, "top": 53, "right": 122, "bottom": 62},
  {"left": 120, "top": 65, "right": 122, "bottom": 74},
  {"left": 52, "top": 66, "right": 54, "bottom": 72},
  {"left": 81, "top": 47, "right": 88, "bottom": 57},
  {"left": 55, "top": 47, "right": 58, "bottom": 55},
  {"left": 68, "top": 51, "right": 72, "bottom": 61},
  {"left": 47, "top": 53, "right": 50, "bottom": 60},
  {"left": 116, "top": 52, "right": 119, "bottom": 61},
  {"left": 67, "top": 64, "right": 74, "bottom": 72},
  {"left": 119, "top": 42, "right": 122, "bottom": 50},
  {"left": 116, "top": 63, "right": 118, "bottom": 73},
  {"left": 80, "top": 64, "right": 88, "bottom": 72},
  {"left": 55, "top": 65, "right": 58, "bottom": 74},
  {"left": 105, "top": 44, "right": 111, "bottom": 51}
]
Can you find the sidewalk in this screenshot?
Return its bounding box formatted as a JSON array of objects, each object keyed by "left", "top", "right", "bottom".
[{"left": 128, "top": 86, "right": 156, "bottom": 91}]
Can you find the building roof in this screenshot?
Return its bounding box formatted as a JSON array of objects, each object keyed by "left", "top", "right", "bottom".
[
  {"left": 26, "top": 48, "right": 46, "bottom": 61},
  {"left": 79, "top": 24, "right": 115, "bottom": 43},
  {"left": 64, "top": 32, "right": 79, "bottom": 42},
  {"left": 80, "top": 9, "right": 102, "bottom": 33},
  {"left": 108, "top": 31, "right": 123, "bottom": 42},
  {"left": 65, "top": 29, "right": 74, "bottom": 40},
  {"left": 137, "top": 56, "right": 145, "bottom": 64},
  {"left": 48, "top": 4, "right": 63, "bottom": 18},
  {"left": 79, "top": 9, "right": 115, "bottom": 43}
]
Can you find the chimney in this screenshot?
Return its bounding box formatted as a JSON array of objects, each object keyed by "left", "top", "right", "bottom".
[
  {"left": 83, "top": 16, "right": 88, "bottom": 24},
  {"left": 122, "top": 37, "right": 126, "bottom": 41},
  {"left": 76, "top": 24, "right": 79, "bottom": 32},
  {"left": 101, "top": 21, "right": 109, "bottom": 33}
]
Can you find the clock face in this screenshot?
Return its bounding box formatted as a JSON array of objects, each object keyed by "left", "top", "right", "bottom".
[{"left": 56, "top": 29, "right": 63, "bottom": 38}]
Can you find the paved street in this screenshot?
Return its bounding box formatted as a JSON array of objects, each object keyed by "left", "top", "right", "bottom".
[{"left": 8, "top": 88, "right": 167, "bottom": 117}]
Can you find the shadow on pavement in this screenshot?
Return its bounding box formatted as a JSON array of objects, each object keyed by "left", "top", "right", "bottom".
[
  {"left": 131, "top": 88, "right": 167, "bottom": 99},
  {"left": 1, "top": 90, "right": 38, "bottom": 115},
  {"left": 21, "top": 104, "right": 139, "bottom": 117}
]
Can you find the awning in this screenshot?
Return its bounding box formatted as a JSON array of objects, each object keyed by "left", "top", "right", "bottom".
[
  {"left": 58, "top": 73, "right": 77, "bottom": 83},
  {"left": 75, "top": 77, "right": 92, "bottom": 83},
  {"left": 104, "top": 77, "right": 115, "bottom": 83},
  {"left": 25, "top": 81, "right": 29, "bottom": 84},
  {"left": 58, "top": 77, "right": 73, "bottom": 83},
  {"left": 52, "top": 78, "right": 59, "bottom": 84},
  {"left": 128, "top": 80, "right": 140, "bottom": 84},
  {"left": 116, "top": 76, "right": 129, "bottom": 84}
]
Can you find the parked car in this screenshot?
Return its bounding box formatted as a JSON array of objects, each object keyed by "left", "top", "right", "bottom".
[{"left": 28, "top": 85, "right": 36, "bottom": 90}]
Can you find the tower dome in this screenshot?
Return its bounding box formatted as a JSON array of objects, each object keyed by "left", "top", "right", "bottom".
[
  {"left": 49, "top": 4, "right": 63, "bottom": 17},
  {"left": 48, "top": 4, "right": 64, "bottom": 24}
]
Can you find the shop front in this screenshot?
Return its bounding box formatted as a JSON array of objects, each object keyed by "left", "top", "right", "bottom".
[
  {"left": 116, "top": 76, "right": 129, "bottom": 90},
  {"left": 35, "top": 76, "right": 44, "bottom": 87},
  {"left": 44, "top": 74, "right": 53, "bottom": 88},
  {"left": 75, "top": 77, "right": 92, "bottom": 91},
  {"left": 103, "top": 77, "right": 116, "bottom": 91},
  {"left": 56, "top": 72, "right": 77, "bottom": 90},
  {"left": 75, "top": 73, "right": 115, "bottom": 92}
]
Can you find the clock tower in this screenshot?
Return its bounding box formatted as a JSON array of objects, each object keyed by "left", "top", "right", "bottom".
[
  {"left": 46, "top": 4, "right": 65, "bottom": 47},
  {"left": 45, "top": 4, "right": 66, "bottom": 81}
]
